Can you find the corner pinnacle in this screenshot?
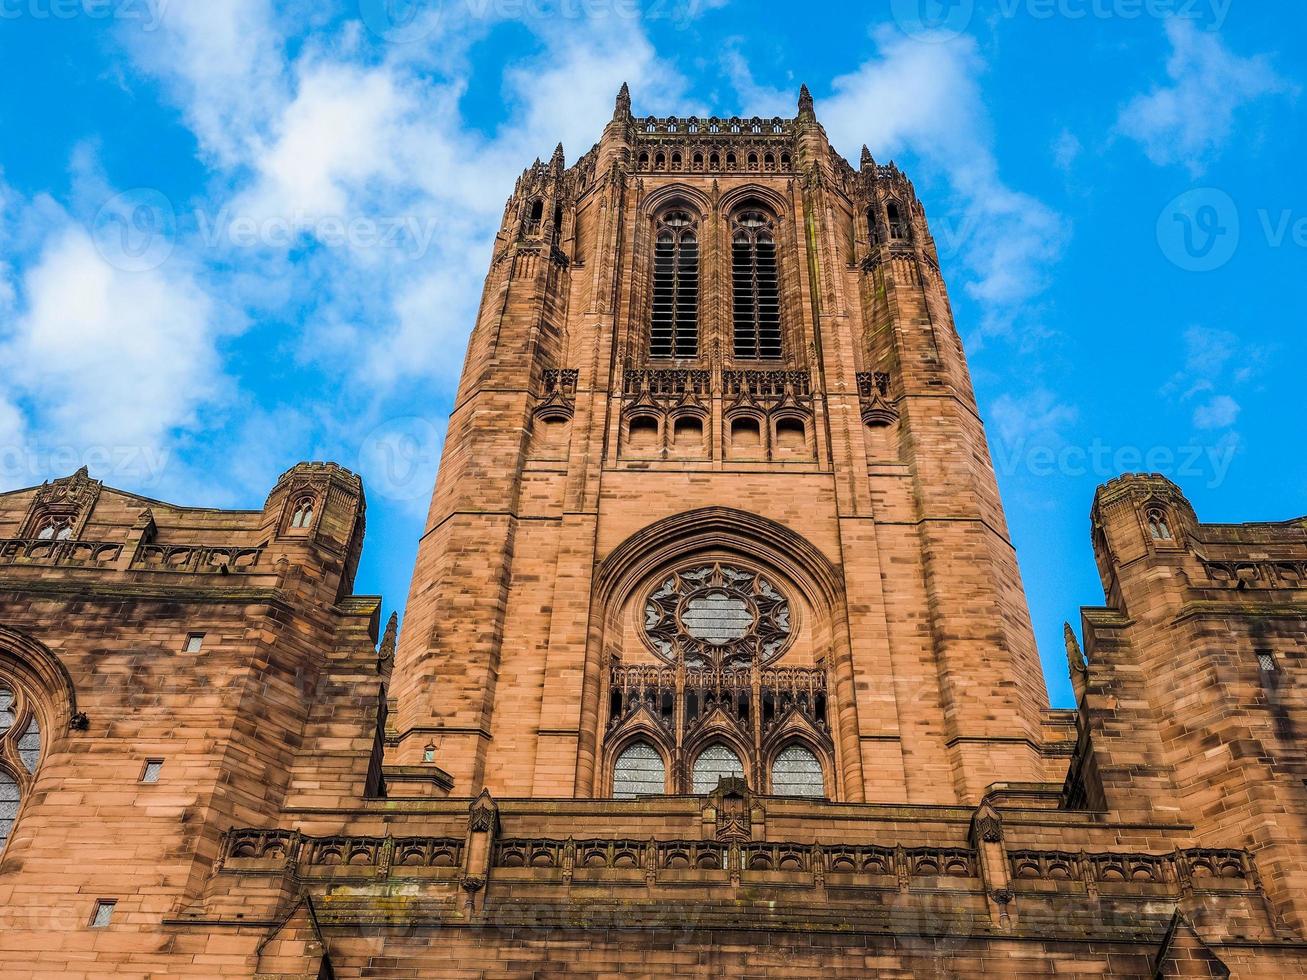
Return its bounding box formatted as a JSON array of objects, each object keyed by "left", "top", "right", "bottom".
[{"left": 798, "top": 83, "right": 814, "bottom": 117}]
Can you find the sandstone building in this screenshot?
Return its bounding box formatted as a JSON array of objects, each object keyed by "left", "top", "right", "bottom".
[{"left": 0, "top": 87, "right": 1304, "bottom": 977}]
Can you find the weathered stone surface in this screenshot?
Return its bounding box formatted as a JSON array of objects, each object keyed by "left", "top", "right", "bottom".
[{"left": 0, "top": 92, "right": 1303, "bottom": 977}]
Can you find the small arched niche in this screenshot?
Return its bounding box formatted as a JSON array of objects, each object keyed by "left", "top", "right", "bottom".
[
  {"left": 773, "top": 417, "right": 809, "bottom": 456},
  {"left": 672, "top": 415, "right": 705, "bottom": 455},
  {"left": 627, "top": 414, "right": 661, "bottom": 453},
  {"left": 728, "top": 416, "right": 763, "bottom": 458}
]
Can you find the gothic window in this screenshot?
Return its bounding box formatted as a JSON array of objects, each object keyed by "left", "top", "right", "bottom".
[
  {"left": 612, "top": 741, "right": 666, "bottom": 799},
  {"left": 771, "top": 744, "right": 824, "bottom": 798},
  {"left": 0, "top": 681, "right": 45, "bottom": 853},
  {"left": 1146, "top": 507, "right": 1173, "bottom": 541},
  {"left": 643, "top": 562, "right": 792, "bottom": 670},
  {"left": 886, "top": 201, "right": 908, "bottom": 240},
  {"left": 289, "top": 497, "right": 316, "bottom": 529},
  {"left": 35, "top": 519, "right": 73, "bottom": 541},
  {"left": 523, "top": 198, "right": 543, "bottom": 238},
  {"left": 692, "top": 743, "right": 744, "bottom": 794},
  {"left": 552, "top": 203, "right": 564, "bottom": 244},
  {"left": 868, "top": 207, "right": 884, "bottom": 245},
  {"left": 731, "top": 210, "right": 783, "bottom": 359},
  {"left": 650, "top": 209, "right": 699, "bottom": 358}
]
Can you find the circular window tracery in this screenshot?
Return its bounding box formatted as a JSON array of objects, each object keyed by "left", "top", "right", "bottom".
[{"left": 643, "top": 562, "right": 792, "bottom": 669}]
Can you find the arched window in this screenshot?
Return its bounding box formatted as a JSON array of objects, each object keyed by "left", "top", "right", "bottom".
[
  {"left": 523, "top": 198, "right": 544, "bottom": 238},
  {"left": 35, "top": 519, "right": 73, "bottom": 541},
  {"left": 771, "top": 744, "right": 824, "bottom": 798},
  {"left": 1146, "top": 507, "right": 1173, "bottom": 541},
  {"left": 612, "top": 741, "right": 665, "bottom": 799},
  {"left": 868, "top": 207, "right": 884, "bottom": 245},
  {"left": 289, "top": 497, "right": 315, "bottom": 529},
  {"left": 0, "top": 681, "right": 44, "bottom": 853},
  {"left": 650, "top": 209, "right": 699, "bottom": 358},
  {"left": 886, "top": 201, "right": 908, "bottom": 240},
  {"left": 731, "top": 209, "right": 783, "bottom": 359},
  {"left": 692, "top": 743, "right": 745, "bottom": 794}
]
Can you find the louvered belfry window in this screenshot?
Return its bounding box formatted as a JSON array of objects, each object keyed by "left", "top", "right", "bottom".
[
  {"left": 731, "top": 210, "right": 782, "bottom": 359},
  {"left": 650, "top": 209, "right": 699, "bottom": 358}
]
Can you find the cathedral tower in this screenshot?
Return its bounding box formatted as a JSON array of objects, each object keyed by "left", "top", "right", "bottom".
[{"left": 392, "top": 86, "right": 1054, "bottom": 805}]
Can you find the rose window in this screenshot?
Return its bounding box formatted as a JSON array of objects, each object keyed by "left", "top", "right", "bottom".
[{"left": 643, "top": 562, "right": 792, "bottom": 669}]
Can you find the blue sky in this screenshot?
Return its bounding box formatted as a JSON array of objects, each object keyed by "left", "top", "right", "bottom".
[{"left": 0, "top": 0, "right": 1302, "bottom": 707}]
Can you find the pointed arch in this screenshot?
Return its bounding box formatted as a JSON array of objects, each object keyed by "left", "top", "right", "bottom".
[{"left": 0, "top": 628, "right": 79, "bottom": 730}]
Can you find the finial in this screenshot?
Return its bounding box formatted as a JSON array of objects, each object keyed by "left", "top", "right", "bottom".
[
  {"left": 860, "top": 145, "right": 873, "bottom": 170},
  {"left": 74, "top": 465, "right": 90, "bottom": 480},
  {"left": 550, "top": 142, "right": 565, "bottom": 172},
  {"left": 615, "top": 81, "right": 631, "bottom": 117},
  {"left": 798, "top": 83, "right": 814, "bottom": 118},
  {"left": 1064, "top": 623, "right": 1086, "bottom": 673},
  {"left": 379, "top": 611, "right": 399, "bottom": 662}
]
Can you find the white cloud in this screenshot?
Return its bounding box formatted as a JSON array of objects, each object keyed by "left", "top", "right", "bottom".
[
  {"left": 988, "top": 388, "right": 1079, "bottom": 448},
  {"left": 817, "top": 28, "right": 1068, "bottom": 335},
  {"left": 1162, "top": 326, "right": 1260, "bottom": 432},
  {"left": 1, "top": 227, "right": 222, "bottom": 458},
  {"left": 1052, "top": 130, "right": 1083, "bottom": 172},
  {"left": 1193, "top": 394, "right": 1241, "bottom": 430},
  {"left": 1117, "top": 20, "right": 1295, "bottom": 174},
  {"left": 118, "top": 0, "right": 289, "bottom": 166}
]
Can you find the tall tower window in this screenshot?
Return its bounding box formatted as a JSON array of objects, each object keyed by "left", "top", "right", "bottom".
[
  {"left": 731, "top": 209, "right": 782, "bottom": 359},
  {"left": 886, "top": 201, "right": 908, "bottom": 240},
  {"left": 612, "top": 741, "right": 666, "bottom": 799},
  {"left": 692, "top": 743, "right": 745, "bottom": 794},
  {"left": 650, "top": 209, "right": 699, "bottom": 358},
  {"left": 0, "top": 681, "right": 45, "bottom": 853},
  {"left": 771, "top": 743, "right": 824, "bottom": 798}
]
